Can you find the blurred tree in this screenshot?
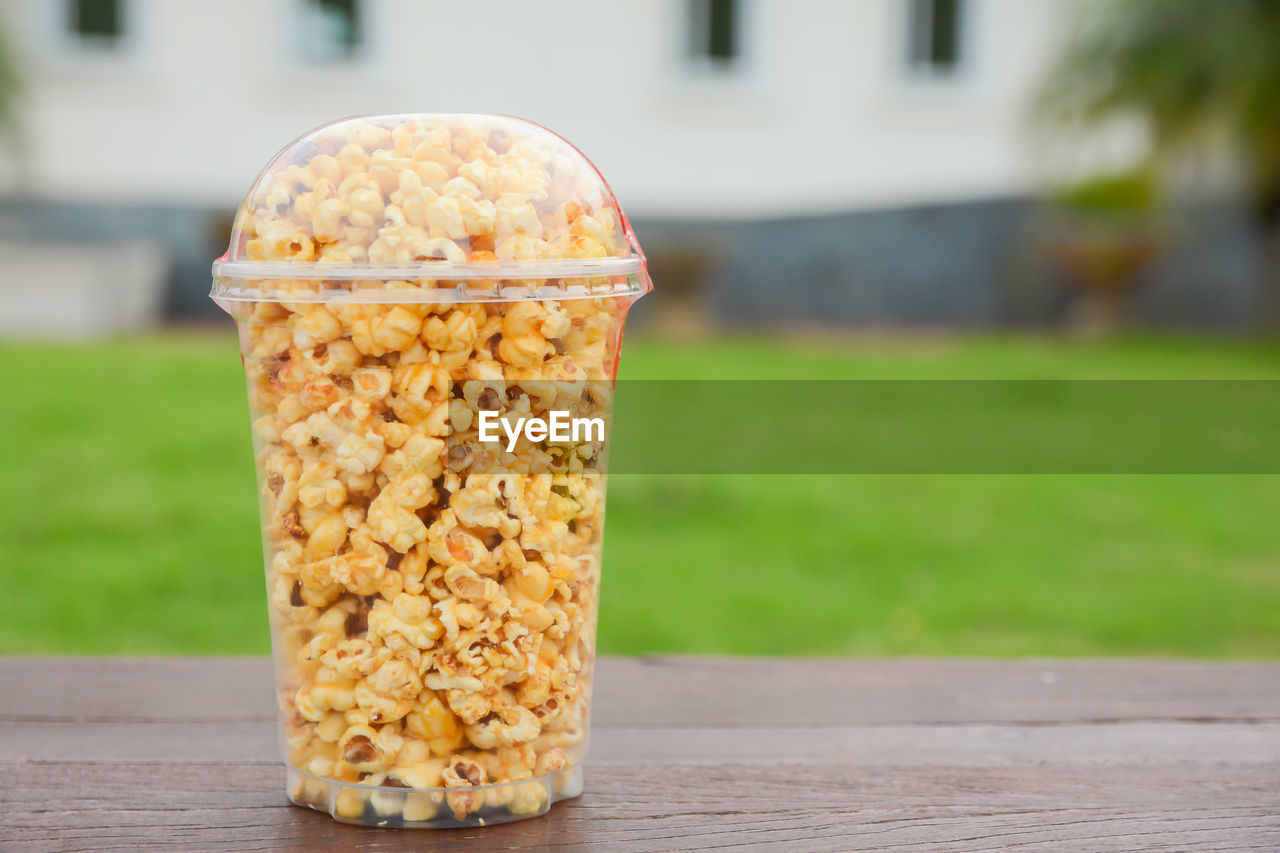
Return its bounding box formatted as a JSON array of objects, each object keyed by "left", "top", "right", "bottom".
[
  {"left": 1049, "top": 169, "right": 1162, "bottom": 332},
  {"left": 0, "top": 16, "right": 18, "bottom": 144},
  {"left": 1040, "top": 0, "right": 1280, "bottom": 326}
]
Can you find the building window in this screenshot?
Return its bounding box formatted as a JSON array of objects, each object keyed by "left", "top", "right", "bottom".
[
  {"left": 66, "top": 0, "right": 123, "bottom": 46},
  {"left": 686, "top": 0, "right": 740, "bottom": 70},
  {"left": 907, "top": 0, "right": 964, "bottom": 75},
  {"left": 298, "top": 0, "right": 361, "bottom": 62}
]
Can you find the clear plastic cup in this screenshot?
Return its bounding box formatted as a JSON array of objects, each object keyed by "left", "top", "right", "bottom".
[{"left": 211, "top": 115, "right": 650, "bottom": 827}]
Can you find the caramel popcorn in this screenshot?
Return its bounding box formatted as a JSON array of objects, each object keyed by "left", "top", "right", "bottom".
[{"left": 214, "top": 115, "right": 648, "bottom": 828}]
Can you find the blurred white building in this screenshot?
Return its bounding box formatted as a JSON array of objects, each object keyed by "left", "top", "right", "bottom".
[
  {"left": 0, "top": 0, "right": 1076, "bottom": 216},
  {"left": 2, "top": 0, "right": 1250, "bottom": 328}
]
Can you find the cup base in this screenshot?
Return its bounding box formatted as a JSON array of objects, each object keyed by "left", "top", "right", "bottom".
[{"left": 286, "top": 764, "right": 584, "bottom": 828}]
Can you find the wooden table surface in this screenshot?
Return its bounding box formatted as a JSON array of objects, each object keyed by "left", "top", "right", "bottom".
[{"left": 2, "top": 657, "right": 1278, "bottom": 852}]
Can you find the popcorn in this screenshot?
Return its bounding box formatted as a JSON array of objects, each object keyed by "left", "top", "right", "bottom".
[
  {"left": 366, "top": 475, "right": 432, "bottom": 553},
  {"left": 355, "top": 677, "right": 414, "bottom": 724},
  {"left": 227, "top": 114, "right": 641, "bottom": 826},
  {"left": 283, "top": 401, "right": 386, "bottom": 475},
  {"left": 339, "top": 724, "right": 390, "bottom": 772},
  {"left": 319, "top": 638, "right": 381, "bottom": 680},
  {"left": 495, "top": 194, "right": 543, "bottom": 238},
  {"left": 367, "top": 658, "right": 423, "bottom": 702},
  {"left": 367, "top": 598, "right": 443, "bottom": 653},
  {"left": 293, "top": 306, "right": 344, "bottom": 348},
  {"left": 443, "top": 565, "right": 501, "bottom": 602},
  {"left": 509, "top": 561, "right": 553, "bottom": 603},
  {"left": 465, "top": 705, "right": 541, "bottom": 750},
  {"left": 297, "top": 460, "right": 346, "bottom": 509},
  {"left": 301, "top": 339, "right": 362, "bottom": 376},
  {"left": 405, "top": 693, "right": 462, "bottom": 740},
  {"left": 305, "top": 511, "right": 349, "bottom": 558},
  {"left": 516, "top": 659, "right": 553, "bottom": 708},
  {"left": 534, "top": 747, "right": 568, "bottom": 776},
  {"left": 442, "top": 756, "right": 487, "bottom": 821},
  {"left": 328, "top": 542, "right": 389, "bottom": 597},
  {"left": 299, "top": 679, "right": 358, "bottom": 718}
]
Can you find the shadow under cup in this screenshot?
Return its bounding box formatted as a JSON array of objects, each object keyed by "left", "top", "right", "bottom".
[{"left": 215, "top": 280, "right": 642, "bottom": 827}]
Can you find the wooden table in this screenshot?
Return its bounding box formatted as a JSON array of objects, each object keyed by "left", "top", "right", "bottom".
[{"left": 2, "top": 657, "right": 1278, "bottom": 851}]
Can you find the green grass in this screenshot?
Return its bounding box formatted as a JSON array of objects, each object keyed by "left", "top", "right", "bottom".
[{"left": 1, "top": 331, "right": 1278, "bottom": 657}]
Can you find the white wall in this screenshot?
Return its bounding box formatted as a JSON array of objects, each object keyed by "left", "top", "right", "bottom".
[{"left": 0, "top": 0, "right": 1077, "bottom": 219}]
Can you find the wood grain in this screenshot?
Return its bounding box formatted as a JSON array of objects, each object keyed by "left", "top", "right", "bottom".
[
  {"left": 1, "top": 657, "right": 1277, "bottom": 852},
  {"left": 4, "top": 657, "right": 1279, "bottom": 724},
  {"left": 4, "top": 762, "right": 1278, "bottom": 852},
  {"left": 4, "top": 719, "right": 1280, "bottom": 766}
]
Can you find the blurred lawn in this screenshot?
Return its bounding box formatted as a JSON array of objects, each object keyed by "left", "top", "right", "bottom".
[{"left": 1, "top": 331, "right": 1278, "bottom": 657}]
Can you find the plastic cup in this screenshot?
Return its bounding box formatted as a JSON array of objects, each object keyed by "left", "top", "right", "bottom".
[{"left": 211, "top": 115, "right": 650, "bottom": 827}]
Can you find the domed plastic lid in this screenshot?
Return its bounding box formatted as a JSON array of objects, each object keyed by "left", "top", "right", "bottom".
[{"left": 212, "top": 114, "right": 649, "bottom": 302}]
